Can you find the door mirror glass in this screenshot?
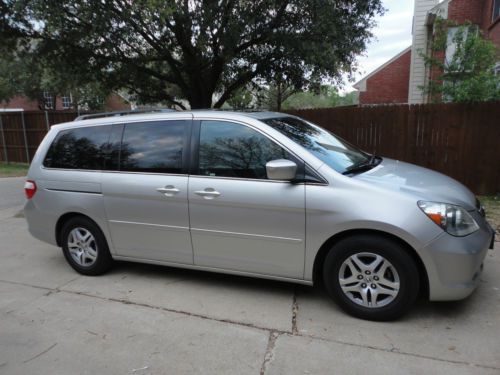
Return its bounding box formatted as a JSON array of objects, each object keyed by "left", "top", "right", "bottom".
[{"left": 266, "top": 159, "right": 297, "bottom": 181}]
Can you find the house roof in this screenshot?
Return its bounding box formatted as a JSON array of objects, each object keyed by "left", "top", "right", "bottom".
[{"left": 353, "top": 46, "right": 412, "bottom": 91}]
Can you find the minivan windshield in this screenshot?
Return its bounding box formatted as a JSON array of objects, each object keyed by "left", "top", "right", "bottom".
[{"left": 262, "top": 116, "right": 374, "bottom": 174}]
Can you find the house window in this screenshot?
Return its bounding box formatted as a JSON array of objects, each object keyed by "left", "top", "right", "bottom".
[
  {"left": 43, "top": 91, "right": 54, "bottom": 109},
  {"left": 445, "top": 27, "right": 459, "bottom": 69},
  {"left": 62, "top": 94, "right": 72, "bottom": 109},
  {"left": 493, "top": 0, "right": 500, "bottom": 22},
  {"left": 445, "top": 25, "right": 477, "bottom": 72}
]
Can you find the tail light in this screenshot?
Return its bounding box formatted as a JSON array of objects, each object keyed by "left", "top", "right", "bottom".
[{"left": 24, "top": 180, "right": 37, "bottom": 199}]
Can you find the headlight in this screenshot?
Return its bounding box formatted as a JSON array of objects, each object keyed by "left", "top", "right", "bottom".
[{"left": 417, "top": 201, "right": 479, "bottom": 236}]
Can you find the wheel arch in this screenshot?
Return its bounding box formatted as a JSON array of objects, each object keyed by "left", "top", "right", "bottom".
[
  {"left": 55, "top": 212, "right": 102, "bottom": 247},
  {"left": 312, "top": 229, "right": 429, "bottom": 298}
]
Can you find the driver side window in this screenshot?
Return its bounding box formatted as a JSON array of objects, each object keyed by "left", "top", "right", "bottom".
[{"left": 198, "top": 120, "right": 295, "bottom": 179}]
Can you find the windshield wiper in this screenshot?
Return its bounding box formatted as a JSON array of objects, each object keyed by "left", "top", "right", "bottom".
[{"left": 342, "top": 155, "right": 381, "bottom": 175}]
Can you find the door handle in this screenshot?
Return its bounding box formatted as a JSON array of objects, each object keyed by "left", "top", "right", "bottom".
[
  {"left": 156, "top": 185, "right": 180, "bottom": 196},
  {"left": 194, "top": 188, "right": 221, "bottom": 199}
]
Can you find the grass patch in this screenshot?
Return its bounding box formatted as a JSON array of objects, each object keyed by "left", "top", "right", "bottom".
[
  {"left": 0, "top": 162, "right": 29, "bottom": 177},
  {"left": 479, "top": 195, "right": 500, "bottom": 235}
]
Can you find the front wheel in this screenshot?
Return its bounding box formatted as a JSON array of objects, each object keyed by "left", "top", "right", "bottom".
[{"left": 323, "top": 235, "right": 420, "bottom": 321}]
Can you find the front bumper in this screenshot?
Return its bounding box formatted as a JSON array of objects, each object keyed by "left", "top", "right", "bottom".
[{"left": 423, "top": 218, "right": 494, "bottom": 301}]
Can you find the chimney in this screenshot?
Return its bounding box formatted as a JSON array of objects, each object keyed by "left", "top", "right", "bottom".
[{"left": 408, "top": 0, "right": 441, "bottom": 104}]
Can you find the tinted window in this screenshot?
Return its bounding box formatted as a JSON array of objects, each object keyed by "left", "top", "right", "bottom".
[
  {"left": 263, "top": 117, "right": 370, "bottom": 174},
  {"left": 103, "top": 124, "right": 124, "bottom": 171},
  {"left": 198, "top": 121, "right": 292, "bottom": 179},
  {"left": 44, "top": 125, "right": 112, "bottom": 170},
  {"left": 120, "top": 121, "right": 184, "bottom": 173}
]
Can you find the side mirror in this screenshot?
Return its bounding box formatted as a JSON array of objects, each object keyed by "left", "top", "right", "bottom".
[{"left": 266, "top": 159, "right": 297, "bottom": 181}]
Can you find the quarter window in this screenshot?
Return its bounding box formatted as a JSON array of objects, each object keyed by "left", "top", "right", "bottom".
[
  {"left": 120, "top": 121, "right": 185, "bottom": 173},
  {"left": 44, "top": 125, "right": 112, "bottom": 170},
  {"left": 198, "top": 120, "right": 292, "bottom": 179}
]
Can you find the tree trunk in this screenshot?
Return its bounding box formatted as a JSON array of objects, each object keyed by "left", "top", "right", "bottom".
[
  {"left": 276, "top": 81, "right": 282, "bottom": 111},
  {"left": 187, "top": 86, "right": 213, "bottom": 109}
]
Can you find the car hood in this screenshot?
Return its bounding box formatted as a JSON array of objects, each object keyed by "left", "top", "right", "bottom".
[{"left": 353, "top": 158, "right": 476, "bottom": 210}]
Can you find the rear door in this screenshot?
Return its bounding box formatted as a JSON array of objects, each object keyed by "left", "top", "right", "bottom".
[
  {"left": 102, "top": 117, "right": 194, "bottom": 264},
  {"left": 188, "top": 120, "right": 306, "bottom": 278}
]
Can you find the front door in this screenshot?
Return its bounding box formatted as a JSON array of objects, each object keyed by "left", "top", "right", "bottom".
[
  {"left": 188, "top": 120, "right": 305, "bottom": 279},
  {"left": 102, "top": 119, "right": 193, "bottom": 264}
]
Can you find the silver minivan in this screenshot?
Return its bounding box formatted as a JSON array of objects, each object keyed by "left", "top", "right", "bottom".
[{"left": 24, "top": 110, "right": 495, "bottom": 320}]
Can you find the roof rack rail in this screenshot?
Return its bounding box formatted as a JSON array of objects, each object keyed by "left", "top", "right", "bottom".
[{"left": 74, "top": 108, "right": 176, "bottom": 121}]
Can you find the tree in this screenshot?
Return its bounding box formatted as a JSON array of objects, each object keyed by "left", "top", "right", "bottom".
[
  {"left": 226, "top": 86, "right": 253, "bottom": 110},
  {"left": 263, "top": 73, "right": 299, "bottom": 111},
  {"left": 1, "top": 0, "right": 383, "bottom": 109},
  {"left": 420, "top": 19, "right": 500, "bottom": 103},
  {"left": 282, "top": 85, "right": 357, "bottom": 109}
]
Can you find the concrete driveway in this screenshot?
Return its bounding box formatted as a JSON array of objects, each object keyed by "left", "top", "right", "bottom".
[
  {"left": 0, "top": 201, "right": 499, "bottom": 374},
  {"left": 0, "top": 177, "right": 26, "bottom": 210}
]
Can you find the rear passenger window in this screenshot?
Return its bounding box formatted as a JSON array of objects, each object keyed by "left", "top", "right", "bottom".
[
  {"left": 44, "top": 126, "right": 111, "bottom": 170},
  {"left": 120, "top": 121, "right": 185, "bottom": 174}
]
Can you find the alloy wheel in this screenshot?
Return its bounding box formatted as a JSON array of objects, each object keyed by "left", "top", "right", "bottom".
[
  {"left": 338, "top": 252, "right": 400, "bottom": 308},
  {"left": 67, "top": 227, "right": 98, "bottom": 267}
]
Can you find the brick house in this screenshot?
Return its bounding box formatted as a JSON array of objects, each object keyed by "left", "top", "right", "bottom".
[
  {"left": 1, "top": 92, "right": 131, "bottom": 111},
  {"left": 354, "top": 0, "right": 500, "bottom": 105}
]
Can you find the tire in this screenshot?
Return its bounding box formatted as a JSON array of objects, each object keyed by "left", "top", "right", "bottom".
[
  {"left": 61, "top": 216, "right": 113, "bottom": 276},
  {"left": 323, "top": 235, "right": 419, "bottom": 321}
]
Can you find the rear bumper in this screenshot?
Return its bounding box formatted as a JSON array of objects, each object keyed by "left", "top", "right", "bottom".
[
  {"left": 24, "top": 200, "right": 58, "bottom": 246},
  {"left": 424, "top": 221, "right": 494, "bottom": 301}
]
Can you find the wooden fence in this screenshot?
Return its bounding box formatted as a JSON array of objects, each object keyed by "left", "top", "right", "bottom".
[
  {"left": 0, "top": 102, "right": 499, "bottom": 194},
  {"left": 0, "top": 111, "right": 82, "bottom": 164}
]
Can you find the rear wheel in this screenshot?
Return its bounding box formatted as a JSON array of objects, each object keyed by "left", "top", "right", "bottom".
[
  {"left": 61, "top": 216, "right": 113, "bottom": 275},
  {"left": 323, "top": 235, "right": 419, "bottom": 321}
]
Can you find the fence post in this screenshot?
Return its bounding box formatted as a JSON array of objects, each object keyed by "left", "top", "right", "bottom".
[
  {"left": 0, "top": 115, "right": 7, "bottom": 163},
  {"left": 44, "top": 110, "right": 50, "bottom": 131},
  {"left": 20, "top": 111, "right": 30, "bottom": 163}
]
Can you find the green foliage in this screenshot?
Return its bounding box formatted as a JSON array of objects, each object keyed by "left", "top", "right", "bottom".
[
  {"left": 223, "top": 84, "right": 357, "bottom": 110},
  {"left": 1, "top": 0, "right": 383, "bottom": 109},
  {"left": 283, "top": 86, "right": 357, "bottom": 109},
  {"left": 420, "top": 19, "right": 500, "bottom": 103},
  {"left": 0, "top": 162, "right": 29, "bottom": 177},
  {"left": 226, "top": 87, "right": 254, "bottom": 110}
]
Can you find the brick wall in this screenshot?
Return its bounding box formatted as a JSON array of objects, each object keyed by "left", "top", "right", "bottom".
[
  {"left": 358, "top": 49, "right": 411, "bottom": 105},
  {"left": 490, "top": 20, "right": 500, "bottom": 44},
  {"left": 484, "top": 0, "right": 500, "bottom": 44},
  {"left": 449, "top": 0, "right": 499, "bottom": 41},
  {"left": 448, "top": 0, "right": 485, "bottom": 25},
  {"left": 1, "top": 96, "right": 41, "bottom": 110}
]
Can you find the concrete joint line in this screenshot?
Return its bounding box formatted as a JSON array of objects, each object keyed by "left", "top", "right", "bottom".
[
  {"left": 260, "top": 331, "right": 281, "bottom": 375},
  {"left": 291, "top": 287, "right": 299, "bottom": 335},
  {"left": 1, "top": 279, "right": 499, "bottom": 371}
]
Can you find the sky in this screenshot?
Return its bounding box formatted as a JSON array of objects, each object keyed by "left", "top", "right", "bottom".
[{"left": 345, "top": 0, "right": 415, "bottom": 92}]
